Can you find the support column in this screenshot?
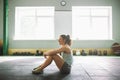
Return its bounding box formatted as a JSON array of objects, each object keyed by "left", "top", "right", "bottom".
[{"left": 3, "top": 0, "right": 9, "bottom": 55}]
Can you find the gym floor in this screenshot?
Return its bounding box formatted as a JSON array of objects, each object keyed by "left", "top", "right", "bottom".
[{"left": 0, "top": 56, "right": 120, "bottom": 80}]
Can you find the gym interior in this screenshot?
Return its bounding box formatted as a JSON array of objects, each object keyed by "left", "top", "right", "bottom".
[{"left": 0, "top": 0, "right": 120, "bottom": 80}]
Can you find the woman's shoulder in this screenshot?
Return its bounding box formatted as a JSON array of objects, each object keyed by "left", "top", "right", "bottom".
[
  {"left": 61, "top": 45, "right": 71, "bottom": 54},
  {"left": 61, "top": 45, "right": 71, "bottom": 50}
]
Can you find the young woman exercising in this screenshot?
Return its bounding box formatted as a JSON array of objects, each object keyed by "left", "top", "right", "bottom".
[{"left": 32, "top": 34, "right": 73, "bottom": 74}]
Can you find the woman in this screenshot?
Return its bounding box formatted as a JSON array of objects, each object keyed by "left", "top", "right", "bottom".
[{"left": 32, "top": 34, "right": 73, "bottom": 74}]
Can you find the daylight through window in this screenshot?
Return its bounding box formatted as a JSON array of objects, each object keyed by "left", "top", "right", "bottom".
[
  {"left": 72, "top": 6, "right": 112, "bottom": 40},
  {"left": 15, "top": 7, "right": 54, "bottom": 40}
]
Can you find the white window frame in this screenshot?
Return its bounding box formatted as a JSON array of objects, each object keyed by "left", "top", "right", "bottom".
[
  {"left": 72, "top": 6, "right": 112, "bottom": 40},
  {"left": 14, "top": 7, "right": 55, "bottom": 40}
]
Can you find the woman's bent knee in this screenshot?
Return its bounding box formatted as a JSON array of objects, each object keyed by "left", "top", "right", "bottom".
[
  {"left": 45, "top": 56, "right": 53, "bottom": 60},
  {"left": 52, "top": 54, "right": 61, "bottom": 59}
]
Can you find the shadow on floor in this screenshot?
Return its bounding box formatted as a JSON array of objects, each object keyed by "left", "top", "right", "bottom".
[{"left": 33, "top": 71, "right": 70, "bottom": 80}]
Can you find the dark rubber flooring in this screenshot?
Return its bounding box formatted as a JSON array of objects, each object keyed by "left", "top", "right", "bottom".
[{"left": 0, "top": 56, "right": 120, "bottom": 80}]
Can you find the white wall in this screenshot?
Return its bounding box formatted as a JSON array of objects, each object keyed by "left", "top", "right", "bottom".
[
  {"left": 7, "top": 0, "right": 120, "bottom": 48},
  {"left": 55, "top": 11, "right": 72, "bottom": 38}
]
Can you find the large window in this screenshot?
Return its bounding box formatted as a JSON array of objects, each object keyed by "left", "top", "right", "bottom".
[
  {"left": 72, "top": 6, "right": 112, "bottom": 40},
  {"left": 15, "top": 7, "right": 54, "bottom": 40}
]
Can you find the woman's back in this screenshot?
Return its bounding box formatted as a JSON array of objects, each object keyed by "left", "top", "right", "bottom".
[{"left": 61, "top": 51, "right": 73, "bottom": 66}]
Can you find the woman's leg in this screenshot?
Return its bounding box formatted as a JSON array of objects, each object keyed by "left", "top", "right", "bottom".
[
  {"left": 32, "top": 54, "right": 64, "bottom": 74},
  {"left": 37, "top": 56, "right": 53, "bottom": 70},
  {"left": 37, "top": 54, "right": 64, "bottom": 70},
  {"left": 32, "top": 56, "right": 53, "bottom": 74},
  {"left": 52, "top": 54, "right": 64, "bottom": 70}
]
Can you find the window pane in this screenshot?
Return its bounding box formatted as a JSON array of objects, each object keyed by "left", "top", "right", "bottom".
[
  {"left": 37, "top": 7, "right": 54, "bottom": 16},
  {"left": 15, "top": 7, "right": 54, "bottom": 40},
  {"left": 21, "top": 17, "right": 36, "bottom": 34},
  {"left": 72, "top": 6, "right": 112, "bottom": 40},
  {"left": 72, "top": 7, "right": 90, "bottom": 16},
  {"left": 91, "top": 8, "right": 109, "bottom": 16},
  {"left": 72, "top": 17, "right": 90, "bottom": 39},
  {"left": 91, "top": 17, "right": 109, "bottom": 39},
  {"left": 36, "top": 17, "right": 54, "bottom": 39}
]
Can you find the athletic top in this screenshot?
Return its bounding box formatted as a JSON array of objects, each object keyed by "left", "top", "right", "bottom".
[{"left": 61, "top": 51, "right": 73, "bottom": 66}]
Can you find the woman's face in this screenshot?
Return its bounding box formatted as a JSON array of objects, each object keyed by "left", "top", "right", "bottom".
[{"left": 58, "top": 36, "right": 65, "bottom": 45}]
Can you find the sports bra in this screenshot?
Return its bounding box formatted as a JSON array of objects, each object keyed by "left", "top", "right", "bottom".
[{"left": 61, "top": 51, "right": 73, "bottom": 66}]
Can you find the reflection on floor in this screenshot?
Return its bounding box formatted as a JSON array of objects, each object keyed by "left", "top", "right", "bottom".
[{"left": 0, "top": 56, "right": 120, "bottom": 80}]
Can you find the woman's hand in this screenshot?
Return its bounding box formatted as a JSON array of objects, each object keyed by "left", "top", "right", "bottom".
[
  {"left": 43, "top": 54, "right": 46, "bottom": 58},
  {"left": 43, "top": 52, "right": 48, "bottom": 58}
]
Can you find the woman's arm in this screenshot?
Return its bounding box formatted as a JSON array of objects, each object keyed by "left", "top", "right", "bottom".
[{"left": 44, "top": 46, "right": 65, "bottom": 56}]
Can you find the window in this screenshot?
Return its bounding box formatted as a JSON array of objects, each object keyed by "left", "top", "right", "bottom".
[
  {"left": 15, "top": 7, "right": 54, "bottom": 40},
  {"left": 72, "top": 6, "right": 112, "bottom": 40}
]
